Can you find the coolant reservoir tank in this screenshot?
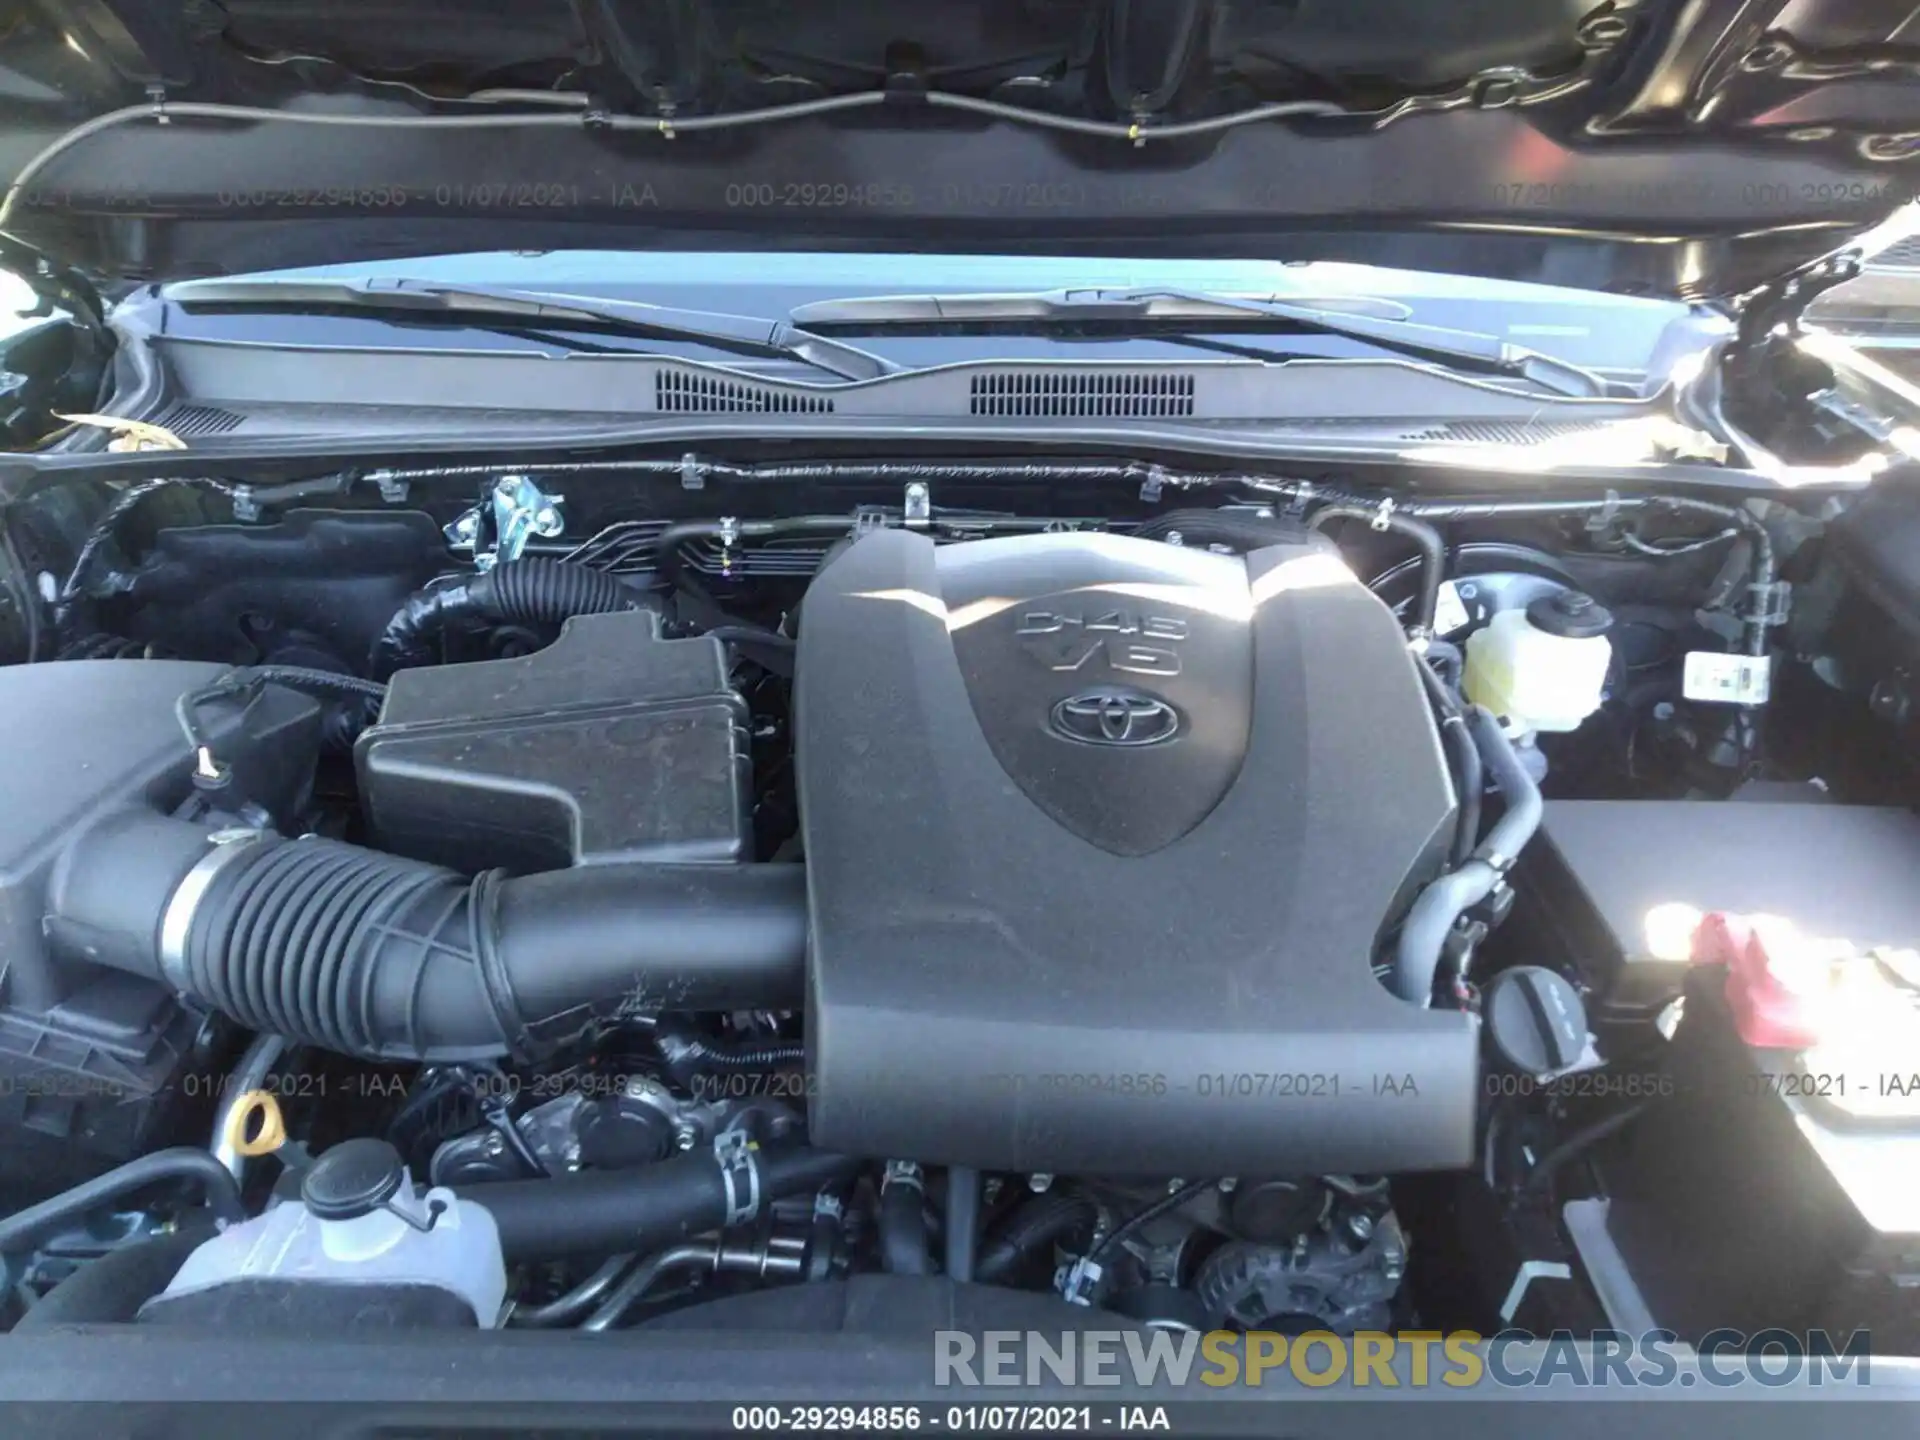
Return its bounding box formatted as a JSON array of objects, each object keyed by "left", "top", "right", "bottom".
[
  {"left": 1464, "top": 590, "right": 1613, "bottom": 733},
  {"left": 139, "top": 1138, "right": 507, "bottom": 1327}
]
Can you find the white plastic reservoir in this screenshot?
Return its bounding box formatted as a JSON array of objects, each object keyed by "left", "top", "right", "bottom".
[{"left": 1464, "top": 589, "right": 1614, "bottom": 734}]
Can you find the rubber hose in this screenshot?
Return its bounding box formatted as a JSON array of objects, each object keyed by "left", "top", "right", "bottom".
[
  {"left": 54, "top": 820, "right": 810, "bottom": 1063},
  {"left": 1307, "top": 504, "right": 1446, "bottom": 637},
  {"left": 946, "top": 1166, "right": 982, "bottom": 1283},
  {"left": 1391, "top": 706, "right": 1543, "bottom": 1004},
  {"left": 14, "top": 1226, "right": 212, "bottom": 1327},
  {"left": 975, "top": 1193, "right": 1097, "bottom": 1284},
  {"left": 0, "top": 1150, "right": 245, "bottom": 1256},
  {"left": 369, "top": 557, "right": 645, "bottom": 677},
  {"left": 879, "top": 1172, "right": 932, "bottom": 1276},
  {"left": 1416, "top": 657, "right": 1483, "bottom": 868},
  {"left": 469, "top": 1146, "right": 859, "bottom": 1262}
]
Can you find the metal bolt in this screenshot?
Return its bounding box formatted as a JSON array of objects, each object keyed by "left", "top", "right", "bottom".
[
  {"left": 1164, "top": 530, "right": 1184, "bottom": 547},
  {"left": 676, "top": 1126, "right": 698, "bottom": 1152},
  {"left": 1218, "top": 1176, "right": 1238, "bottom": 1194},
  {"left": 1028, "top": 1173, "right": 1054, "bottom": 1193},
  {"left": 484, "top": 1134, "right": 505, "bottom": 1157},
  {"left": 1347, "top": 1212, "right": 1375, "bottom": 1242}
]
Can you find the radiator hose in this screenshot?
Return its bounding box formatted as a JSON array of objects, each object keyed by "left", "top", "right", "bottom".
[
  {"left": 1390, "top": 705, "right": 1544, "bottom": 1005},
  {"left": 46, "top": 811, "right": 809, "bottom": 1062},
  {"left": 471, "top": 1144, "right": 859, "bottom": 1262}
]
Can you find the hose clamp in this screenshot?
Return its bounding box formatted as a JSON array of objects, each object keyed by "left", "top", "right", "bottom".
[
  {"left": 158, "top": 829, "right": 265, "bottom": 994},
  {"left": 1473, "top": 845, "right": 1516, "bottom": 874},
  {"left": 882, "top": 1159, "right": 924, "bottom": 1194},
  {"left": 714, "top": 1130, "right": 762, "bottom": 1227}
]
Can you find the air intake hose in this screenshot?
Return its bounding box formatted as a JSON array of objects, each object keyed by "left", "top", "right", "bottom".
[
  {"left": 48, "top": 812, "right": 808, "bottom": 1062},
  {"left": 370, "top": 557, "right": 647, "bottom": 678}
]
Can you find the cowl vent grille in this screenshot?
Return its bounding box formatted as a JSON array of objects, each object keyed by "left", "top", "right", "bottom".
[
  {"left": 655, "top": 371, "right": 833, "bottom": 414},
  {"left": 1407, "top": 419, "right": 1612, "bottom": 446},
  {"left": 153, "top": 403, "right": 245, "bottom": 437},
  {"left": 970, "top": 372, "right": 1196, "bottom": 417}
]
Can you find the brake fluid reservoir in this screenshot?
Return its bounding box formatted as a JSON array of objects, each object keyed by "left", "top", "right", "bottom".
[{"left": 1464, "top": 590, "right": 1613, "bottom": 733}]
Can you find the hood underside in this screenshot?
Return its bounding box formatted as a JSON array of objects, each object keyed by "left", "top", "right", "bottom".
[{"left": 1, "top": 0, "right": 1919, "bottom": 300}]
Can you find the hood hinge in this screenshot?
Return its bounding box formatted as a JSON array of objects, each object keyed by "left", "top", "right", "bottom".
[
  {"left": 1716, "top": 247, "right": 1866, "bottom": 438},
  {"left": 1724, "top": 249, "right": 1862, "bottom": 373}
]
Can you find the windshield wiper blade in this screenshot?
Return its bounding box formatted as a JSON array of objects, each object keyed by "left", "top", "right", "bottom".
[
  {"left": 167, "top": 278, "right": 899, "bottom": 382},
  {"left": 790, "top": 288, "right": 1607, "bottom": 397}
]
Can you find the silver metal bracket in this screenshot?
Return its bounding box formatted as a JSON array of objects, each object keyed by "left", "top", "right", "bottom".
[
  {"left": 713, "top": 1130, "right": 762, "bottom": 1227},
  {"left": 445, "top": 475, "right": 566, "bottom": 571},
  {"left": 903, "top": 481, "right": 931, "bottom": 527}
]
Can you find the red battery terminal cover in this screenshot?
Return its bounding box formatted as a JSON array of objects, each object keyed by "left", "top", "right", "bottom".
[{"left": 1691, "top": 911, "right": 1920, "bottom": 1050}]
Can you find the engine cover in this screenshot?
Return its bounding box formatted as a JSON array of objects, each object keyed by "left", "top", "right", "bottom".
[{"left": 795, "top": 528, "right": 1476, "bottom": 1176}]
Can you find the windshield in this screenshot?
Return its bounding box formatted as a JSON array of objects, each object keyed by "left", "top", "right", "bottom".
[{"left": 153, "top": 250, "right": 1694, "bottom": 384}]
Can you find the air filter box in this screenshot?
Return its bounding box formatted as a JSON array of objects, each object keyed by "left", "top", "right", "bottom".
[{"left": 356, "top": 610, "right": 751, "bottom": 873}]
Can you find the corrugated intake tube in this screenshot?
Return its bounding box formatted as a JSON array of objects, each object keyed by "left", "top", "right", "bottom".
[
  {"left": 50, "top": 813, "right": 809, "bottom": 1063},
  {"left": 369, "top": 556, "right": 647, "bottom": 678}
]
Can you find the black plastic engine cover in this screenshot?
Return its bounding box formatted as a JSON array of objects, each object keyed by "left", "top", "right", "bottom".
[{"left": 796, "top": 529, "right": 1474, "bottom": 1176}]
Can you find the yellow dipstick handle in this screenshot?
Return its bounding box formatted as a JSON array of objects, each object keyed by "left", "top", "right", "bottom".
[{"left": 223, "top": 1088, "right": 287, "bottom": 1158}]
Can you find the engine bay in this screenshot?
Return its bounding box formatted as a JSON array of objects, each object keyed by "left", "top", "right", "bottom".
[{"left": 2, "top": 449, "right": 1919, "bottom": 1350}]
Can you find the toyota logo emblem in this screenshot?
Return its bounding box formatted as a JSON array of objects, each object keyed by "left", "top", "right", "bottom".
[{"left": 1049, "top": 690, "right": 1182, "bottom": 747}]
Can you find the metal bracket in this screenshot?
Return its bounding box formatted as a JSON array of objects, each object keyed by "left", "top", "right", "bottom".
[
  {"left": 713, "top": 1129, "right": 762, "bottom": 1227},
  {"left": 903, "top": 481, "right": 931, "bottom": 527},
  {"left": 1727, "top": 251, "right": 1865, "bottom": 370},
  {"left": 1138, "top": 464, "right": 1169, "bottom": 504},
  {"left": 445, "top": 475, "right": 566, "bottom": 571},
  {"left": 680, "top": 452, "right": 707, "bottom": 491}
]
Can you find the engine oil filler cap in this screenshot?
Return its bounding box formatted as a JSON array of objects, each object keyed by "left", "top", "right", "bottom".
[
  {"left": 1484, "top": 966, "right": 1589, "bottom": 1076},
  {"left": 300, "top": 1137, "right": 408, "bottom": 1221},
  {"left": 1525, "top": 590, "right": 1614, "bottom": 639}
]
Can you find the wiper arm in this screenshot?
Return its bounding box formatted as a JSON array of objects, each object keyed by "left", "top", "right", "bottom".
[
  {"left": 790, "top": 288, "right": 1607, "bottom": 397},
  {"left": 166, "top": 278, "right": 899, "bottom": 382}
]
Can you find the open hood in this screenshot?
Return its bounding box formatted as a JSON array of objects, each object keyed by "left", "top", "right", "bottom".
[{"left": 2, "top": 0, "right": 1919, "bottom": 305}]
